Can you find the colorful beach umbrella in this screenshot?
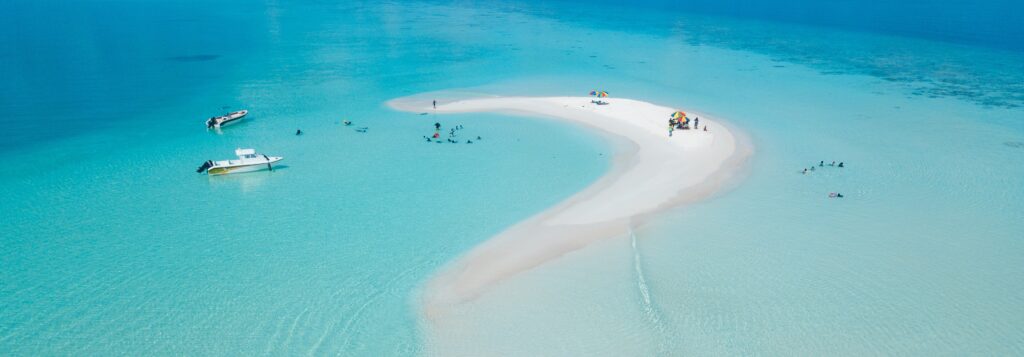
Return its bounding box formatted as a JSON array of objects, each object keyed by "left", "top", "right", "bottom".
[
  {"left": 593, "top": 91, "right": 609, "bottom": 98},
  {"left": 670, "top": 111, "right": 687, "bottom": 119}
]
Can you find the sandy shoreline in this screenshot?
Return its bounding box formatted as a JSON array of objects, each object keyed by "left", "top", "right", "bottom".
[{"left": 388, "top": 95, "right": 753, "bottom": 317}]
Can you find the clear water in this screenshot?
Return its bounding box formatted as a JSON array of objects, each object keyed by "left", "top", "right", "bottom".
[{"left": 2, "top": 0, "right": 1022, "bottom": 355}]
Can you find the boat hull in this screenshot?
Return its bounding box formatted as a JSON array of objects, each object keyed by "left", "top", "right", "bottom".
[
  {"left": 206, "top": 157, "right": 282, "bottom": 175},
  {"left": 213, "top": 116, "right": 243, "bottom": 128},
  {"left": 206, "top": 110, "right": 248, "bottom": 129},
  {"left": 207, "top": 164, "right": 270, "bottom": 175}
]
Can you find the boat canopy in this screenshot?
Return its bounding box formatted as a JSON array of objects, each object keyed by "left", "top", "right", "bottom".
[{"left": 235, "top": 148, "right": 256, "bottom": 156}]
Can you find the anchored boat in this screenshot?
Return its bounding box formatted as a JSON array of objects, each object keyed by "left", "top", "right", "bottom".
[
  {"left": 205, "top": 110, "right": 248, "bottom": 129},
  {"left": 196, "top": 148, "right": 283, "bottom": 175}
]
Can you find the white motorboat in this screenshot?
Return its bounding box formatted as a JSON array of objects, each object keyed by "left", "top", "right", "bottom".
[
  {"left": 196, "top": 148, "right": 283, "bottom": 175},
  {"left": 205, "top": 110, "right": 248, "bottom": 129}
]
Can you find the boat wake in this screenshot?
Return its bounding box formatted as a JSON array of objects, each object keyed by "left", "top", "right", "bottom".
[{"left": 630, "top": 227, "right": 672, "bottom": 353}]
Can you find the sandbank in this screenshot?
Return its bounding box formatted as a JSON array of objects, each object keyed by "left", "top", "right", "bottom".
[{"left": 388, "top": 95, "right": 752, "bottom": 317}]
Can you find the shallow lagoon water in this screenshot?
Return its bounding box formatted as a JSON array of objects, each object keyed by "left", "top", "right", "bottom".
[{"left": 2, "top": 0, "right": 1023, "bottom": 355}]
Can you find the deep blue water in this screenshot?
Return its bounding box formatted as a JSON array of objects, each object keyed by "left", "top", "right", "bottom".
[{"left": 571, "top": 0, "right": 1024, "bottom": 51}]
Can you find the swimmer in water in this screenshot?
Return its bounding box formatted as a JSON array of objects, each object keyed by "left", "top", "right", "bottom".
[
  {"left": 802, "top": 168, "right": 808, "bottom": 174},
  {"left": 838, "top": 162, "right": 845, "bottom": 167},
  {"left": 819, "top": 160, "right": 824, "bottom": 167},
  {"left": 295, "top": 129, "right": 302, "bottom": 135}
]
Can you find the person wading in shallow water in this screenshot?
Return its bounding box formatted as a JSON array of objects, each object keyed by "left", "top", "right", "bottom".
[{"left": 433, "top": 100, "right": 437, "bottom": 109}]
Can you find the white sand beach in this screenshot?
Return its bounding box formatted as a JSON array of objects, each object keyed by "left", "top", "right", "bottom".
[{"left": 389, "top": 95, "right": 752, "bottom": 317}]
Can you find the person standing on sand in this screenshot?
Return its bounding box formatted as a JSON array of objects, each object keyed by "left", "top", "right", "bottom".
[
  {"left": 433, "top": 100, "right": 437, "bottom": 109},
  {"left": 694, "top": 117, "right": 699, "bottom": 128}
]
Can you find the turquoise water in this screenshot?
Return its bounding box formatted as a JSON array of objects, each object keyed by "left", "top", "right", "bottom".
[{"left": 2, "top": 0, "right": 1023, "bottom": 355}]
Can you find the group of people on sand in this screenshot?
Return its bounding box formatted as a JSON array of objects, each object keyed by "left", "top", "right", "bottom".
[
  {"left": 667, "top": 116, "right": 706, "bottom": 137},
  {"left": 801, "top": 160, "right": 847, "bottom": 198},
  {"left": 425, "top": 122, "right": 480, "bottom": 144}
]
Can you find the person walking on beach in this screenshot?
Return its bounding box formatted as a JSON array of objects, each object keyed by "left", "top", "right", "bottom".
[
  {"left": 694, "top": 117, "right": 699, "bottom": 128},
  {"left": 433, "top": 100, "right": 437, "bottom": 109},
  {"left": 668, "top": 124, "right": 674, "bottom": 137}
]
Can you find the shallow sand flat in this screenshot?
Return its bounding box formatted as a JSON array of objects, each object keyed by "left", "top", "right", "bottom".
[{"left": 389, "top": 96, "right": 752, "bottom": 315}]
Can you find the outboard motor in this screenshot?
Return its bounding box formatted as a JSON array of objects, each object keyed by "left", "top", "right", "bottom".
[{"left": 196, "top": 160, "right": 213, "bottom": 173}]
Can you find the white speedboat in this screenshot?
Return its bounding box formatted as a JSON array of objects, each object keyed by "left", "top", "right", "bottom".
[
  {"left": 205, "top": 110, "right": 248, "bottom": 129},
  {"left": 196, "top": 148, "right": 283, "bottom": 175}
]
